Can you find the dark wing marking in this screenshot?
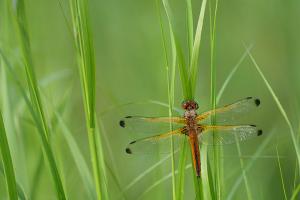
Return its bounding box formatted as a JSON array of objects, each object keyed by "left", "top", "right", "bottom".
[
  {"left": 119, "top": 116, "right": 185, "bottom": 134},
  {"left": 196, "top": 97, "right": 261, "bottom": 123},
  {"left": 125, "top": 128, "right": 186, "bottom": 154}
]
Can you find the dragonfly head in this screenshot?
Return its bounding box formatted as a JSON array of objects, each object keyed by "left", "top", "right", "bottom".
[{"left": 182, "top": 100, "right": 199, "bottom": 111}]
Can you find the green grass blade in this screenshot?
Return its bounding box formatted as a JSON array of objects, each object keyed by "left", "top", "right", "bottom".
[
  {"left": 137, "top": 164, "right": 193, "bottom": 200},
  {"left": 209, "top": 0, "right": 220, "bottom": 199},
  {"left": 291, "top": 184, "right": 300, "bottom": 200},
  {"left": 0, "top": 111, "right": 18, "bottom": 200},
  {"left": 234, "top": 138, "right": 253, "bottom": 200},
  {"left": 162, "top": 0, "right": 191, "bottom": 100},
  {"left": 156, "top": 1, "right": 177, "bottom": 198},
  {"left": 55, "top": 113, "right": 96, "bottom": 199},
  {"left": 68, "top": 0, "right": 108, "bottom": 199},
  {"left": 122, "top": 151, "right": 177, "bottom": 194},
  {"left": 215, "top": 44, "right": 256, "bottom": 200},
  {"left": 226, "top": 132, "right": 273, "bottom": 199},
  {"left": 276, "top": 146, "right": 288, "bottom": 200},
  {"left": 247, "top": 49, "right": 300, "bottom": 174},
  {"left": 189, "top": 0, "right": 207, "bottom": 94},
  {"left": 0, "top": 164, "right": 27, "bottom": 200},
  {"left": 186, "top": 0, "right": 194, "bottom": 61},
  {"left": 7, "top": 1, "right": 67, "bottom": 199},
  {"left": 216, "top": 44, "right": 253, "bottom": 103},
  {"left": 177, "top": 137, "right": 188, "bottom": 200}
]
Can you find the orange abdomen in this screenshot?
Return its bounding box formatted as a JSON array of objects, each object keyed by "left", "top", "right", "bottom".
[{"left": 188, "top": 131, "right": 201, "bottom": 177}]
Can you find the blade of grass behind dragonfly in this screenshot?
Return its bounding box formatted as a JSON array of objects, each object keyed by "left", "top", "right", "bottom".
[
  {"left": 175, "top": 1, "right": 195, "bottom": 199},
  {"left": 55, "top": 113, "right": 96, "bottom": 199},
  {"left": 68, "top": 0, "right": 109, "bottom": 199},
  {"left": 226, "top": 131, "right": 273, "bottom": 199},
  {"left": 291, "top": 184, "right": 300, "bottom": 200},
  {"left": 0, "top": 111, "right": 18, "bottom": 200},
  {"left": 276, "top": 145, "right": 288, "bottom": 200},
  {"left": 247, "top": 49, "right": 300, "bottom": 174},
  {"left": 0, "top": 161, "right": 27, "bottom": 200},
  {"left": 208, "top": 0, "right": 220, "bottom": 198},
  {"left": 189, "top": 0, "right": 207, "bottom": 95},
  {"left": 186, "top": 0, "right": 193, "bottom": 62},
  {"left": 187, "top": 0, "right": 208, "bottom": 198},
  {"left": 216, "top": 45, "right": 254, "bottom": 200},
  {"left": 162, "top": 0, "right": 192, "bottom": 100},
  {"left": 156, "top": 0, "right": 177, "bottom": 199},
  {"left": 7, "top": 1, "right": 67, "bottom": 199},
  {"left": 207, "top": 44, "right": 253, "bottom": 200}
]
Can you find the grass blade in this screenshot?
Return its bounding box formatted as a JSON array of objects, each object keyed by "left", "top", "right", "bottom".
[
  {"left": 55, "top": 113, "right": 96, "bottom": 199},
  {"left": 291, "top": 184, "right": 300, "bottom": 200},
  {"left": 162, "top": 0, "right": 191, "bottom": 100},
  {"left": 7, "top": 1, "right": 67, "bottom": 199},
  {"left": 186, "top": 0, "right": 194, "bottom": 61},
  {"left": 189, "top": 0, "right": 207, "bottom": 94},
  {"left": 216, "top": 44, "right": 254, "bottom": 103},
  {"left": 247, "top": 49, "right": 300, "bottom": 174},
  {"left": 69, "top": 0, "right": 108, "bottom": 199},
  {"left": 156, "top": 0, "right": 177, "bottom": 198},
  {"left": 226, "top": 132, "right": 273, "bottom": 199},
  {"left": 0, "top": 111, "right": 18, "bottom": 200},
  {"left": 276, "top": 146, "right": 288, "bottom": 200}
]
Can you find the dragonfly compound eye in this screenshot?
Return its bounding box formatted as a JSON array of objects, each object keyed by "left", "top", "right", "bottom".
[{"left": 181, "top": 100, "right": 199, "bottom": 110}]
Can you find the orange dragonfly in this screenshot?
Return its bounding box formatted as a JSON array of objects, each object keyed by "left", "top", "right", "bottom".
[{"left": 119, "top": 97, "right": 263, "bottom": 177}]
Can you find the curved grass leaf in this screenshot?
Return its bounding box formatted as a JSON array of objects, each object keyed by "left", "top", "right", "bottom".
[
  {"left": 156, "top": 0, "right": 177, "bottom": 198},
  {"left": 189, "top": 0, "right": 207, "bottom": 94},
  {"left": 68, "top": 0, "right": 109, "bottom": 199},
  {"left": 7, "top": 0, "right": 67, "bottom": 199},
  {"left": 0, "top": 111, "right": 18, "bottom": 200},
  {"left": 247, "top": 49, "right": 300, "bottom": 174}
]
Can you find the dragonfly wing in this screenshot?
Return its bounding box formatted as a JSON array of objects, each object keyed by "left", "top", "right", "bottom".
[
  {"left": 126, "top": 128, "right": 186, "bottom": 154},
  {"left": 197, "top": 97, "right": 261, "bottom": 123},
  {"left": 199, "top": 125, "right": 263, "bottom": 145},
  {"left": 119, "top": 116, "right": 185, "bottom": 134}
]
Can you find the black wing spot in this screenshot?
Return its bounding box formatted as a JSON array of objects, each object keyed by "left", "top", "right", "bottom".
[
  {"left": 255, "top": 98, "right": 261, "bottom": 106},
  {"left": 250, "top": 125, "right": 257, "bottom": 127},
  {"left": 125, "top": 148, "right": 132, "bottom": 154},
  {"left": 125, "top": 116, "right": 132, "bottom": 118},
  {"left": 257, "top": 130, "right": 263, "bottom": 136},
  {"left": 129, "top": 140, "right": 136, "bottom": 144},
  {"left": 246, "top": 97, "right": 253, "bottom": 100},
  {"left": 119, "top": 120, "right": 125, "bottom": 128}
]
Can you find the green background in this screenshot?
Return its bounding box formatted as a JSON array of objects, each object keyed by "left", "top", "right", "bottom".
[{"left": 0, "top": 0, "right": 299, "bottom": 199}]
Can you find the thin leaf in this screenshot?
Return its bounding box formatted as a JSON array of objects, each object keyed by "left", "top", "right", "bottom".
[
  {"left": 7, "top": 0, "right": 67, "bottom": 199},
  {"left": 291, "top": 184, "right": 300, "bottom": 200},
  {"left": 189, "top": 0, "right": 207, "bottom": 94},
  {"left": 68, "top": 0, "right": 108, "bottom": 199},
  {"left": 247, "top": 48, "right": 300, "bottom": 174},
  {"left": 156, "top": 0, "right": 177, "bottom": 198},
  {"left": 0, "top": 111, "right": 18, "bottom": 200},
  {"left": 276, "top": 146, "right": 288, "bottom": 200},
  {"left": 226, "top": 131, "right": 273, "bottom": 199}
]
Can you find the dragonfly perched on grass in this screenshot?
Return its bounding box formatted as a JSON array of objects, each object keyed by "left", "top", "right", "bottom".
[{"left": 119, "top": 97, "right": 263, "bottom": 177}]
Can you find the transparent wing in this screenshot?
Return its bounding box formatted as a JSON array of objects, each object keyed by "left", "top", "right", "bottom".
[
  {"left": 119, "top": 116, "right": 185, "bottom": 134},
  {"left": 197, "top": 97, "right": 261, "bottom": 123},
  {"left": 125, "top": 128, "right": 186, "bottom": 154},
  {"left": 199, "top": 125, "right": 263, "bottom": 145}
]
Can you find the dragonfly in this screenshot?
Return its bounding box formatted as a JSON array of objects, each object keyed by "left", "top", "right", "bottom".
[{"left": 119, "top": 97, "right": 263, "bottom": 177}]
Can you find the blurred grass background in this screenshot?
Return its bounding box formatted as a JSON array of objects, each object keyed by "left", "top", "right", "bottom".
[{"left": 0, "top": 0, "right": 299, "bottom": 199}]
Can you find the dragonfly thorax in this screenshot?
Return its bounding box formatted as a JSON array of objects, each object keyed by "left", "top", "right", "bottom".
[{"left": 182, "top": 100, "right": 199, "bottom": 132}]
